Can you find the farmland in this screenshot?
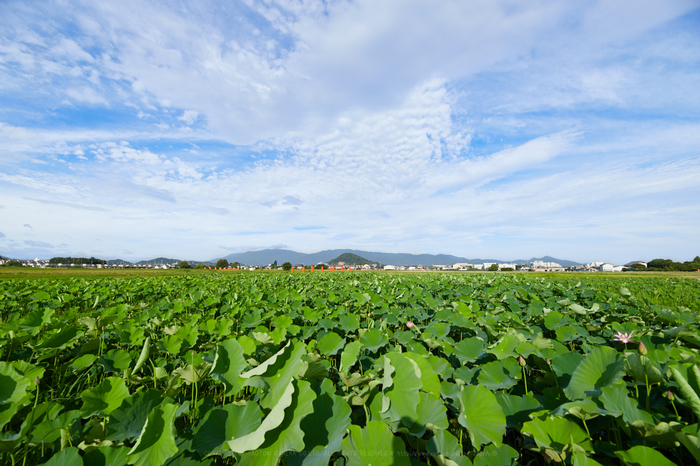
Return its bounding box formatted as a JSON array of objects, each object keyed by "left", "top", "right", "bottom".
[{"left": 1, "top": 272, "right": 700, "bottom": 465}]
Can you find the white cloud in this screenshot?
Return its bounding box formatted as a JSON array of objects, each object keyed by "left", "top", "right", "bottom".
[
  {"left": 0, "top": 0, "right": 698, "bottom": 262},
  {"left": 178, "top": 110, "right": 199, "bottom": 125},
  {"left": 65, "top": 87, "right": 109, "bottom": 106}
]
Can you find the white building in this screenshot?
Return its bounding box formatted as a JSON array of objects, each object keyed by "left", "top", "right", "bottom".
[{"left": 451, "top": 263, "right": 474, "bottom": 270}]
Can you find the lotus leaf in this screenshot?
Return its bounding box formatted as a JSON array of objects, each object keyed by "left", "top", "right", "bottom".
[
  {"left": 458, "top": 385, "right": 506, "bottom": 448},
  {"left": 80, "top": 376, "right": 130, "bottom": 418},
  {"left": 106, "top": 389, "right": 174, "bottom": 441},
  {"left": 342, "top": 420, "right": 411, "bottom": 466},
  {"left": 127, "top": 403, "right": 179, "bottom": 466},
  {"left": 241, "top": 340, "right": 306, "bottom": 410},
  {"left": 564, "top": 346, "right": 625, "bottom": 400},
  {"left": 615, "top": 445, "right": 677, "bottom": 466},
  {"left": 236, "top": 379, "right": 317, "bottom": 466},
  {"left": 192, "top": 401, "right": 263, "bottom": 458},
  {"left": 287, "top": 379, "right": 352, "bottom": 466},
  {"left": 210, "top": 338, "right": 246, "bottom": 395}
]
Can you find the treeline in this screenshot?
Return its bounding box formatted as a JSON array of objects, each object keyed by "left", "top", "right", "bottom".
[
  {"left": 644, "top": 256, "right": 700, "bottom": 271},
  {"left": 48, "top": 257, "right": 106, "bottom": 265}
]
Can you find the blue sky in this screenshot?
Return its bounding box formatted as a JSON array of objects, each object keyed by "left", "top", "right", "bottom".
[{"left": 1, "top": 0, "right": 699, "bottom": 264}]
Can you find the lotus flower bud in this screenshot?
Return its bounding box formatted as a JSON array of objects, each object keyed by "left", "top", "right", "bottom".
[
  {"left": 638, "top": 341, "right": 647, "bottom": 355},
  {"left": 519, "top": 355, "right": 526, "bottom": 366},
  {"left": 406, "top": 321, "right": 414, "bottom": 329},
  {"left": 667, "top": 390, "right": 674, "bottom": 401}
]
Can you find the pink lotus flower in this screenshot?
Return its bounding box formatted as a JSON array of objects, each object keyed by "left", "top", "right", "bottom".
[
  {"left": 612, "top": 332, "right": 633, "bottom": 344},
  {"left": 406, "top": 321, "right": 414, "bottom": 329}
]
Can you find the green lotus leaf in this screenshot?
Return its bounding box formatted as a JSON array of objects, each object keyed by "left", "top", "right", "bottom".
[
  {"left": 428, "top": 355, "right": 453, "bottom": 380},
  {"left": 522, "top": 411, "right": 593, "bottom": 455},
  {"left": 99, "top": 349, "right": 132, "bottom": 373},
  {"left": 0, "top": 362, "right": 30, "bottom": 404},
  {"left": 210, "top": 338, "right": 247, "bottom": 396},
  {"left": 36, "top": 325, "right": 80, "bottom": 350},
  {"left": 70, "top": 354, "right": 98, "bottom": 373},
  {"left": 670, "top": 365, "right": 700, "bottom": 420},
  {"left": 270, "top": 327, "right": 287, "bottom": 345},
  {"left": 20, "top": 308, "right": 54, "bottom": 335},
  {"left": 453, "top": 366, "right": 478, "bottom": 385},
  {"left": 410, "top": 392, "right": 449, "bottom": 437},
  {"left": 274, "top": 315, "right": 294, "bottom": 329},
  {"left": 544, "top": 310, "right": 566, "bottom": 330},
  {"left": 473, "top": 444, "right": 519, "bottom": 466},
  {"left": 132, "top": 336, "right": 151, "bottom": 374},
  {"left": 227, "top": 379, "right": 298, "bottom": 453},
  {"left": 360, "top": 329, "right": 389, "bottom": 352},
  {"left": 316, "top": 332, "right": 345, "bottom": 356},
  {"left": 0, "top": 403, "right": 21, "bottom": 430},
  {"left": 286, "top": 378, "right": 352, "bottom": 466},
  {"left": 241, "top": 340, "right": 306, "bottom": 410},
  {"left": 82, "top": 445, "right": 130, "bottom": 466},
  {"left": 27, "top": 409, "right": 81, "bottom": 445},
  {"left": 477, "top": 359, "right": 519, "bottom": 391},
  {"left": 11, "top": 361, "right": 45, "bottom": 391},
  {"left": 555, "top": 325, "right": 578, "bottom": 342},
  {"left": 427, "top": 429, "right": 462, "bottom": 459},
  {"left": 496, "top": 393, "right": 542, "bottom": 428},
  {"left": 550, "top": 398, "right": 610, "bottom": 422},
  {"left": 342, "top": 420, "right": 411, "bottom": 466},
  {"left": 39, "top": 446, "right": 83, "bottom": 466},
  {"left": 564, "top": 346, "right": 626, "bottom": 400},
  {"left": 158, "top": 334, "right": 183, "bottom": 356},
  {"left": 381, "top": 352, "right": 421, "bottom": 430},
  {"left": 192, "top": 401, "right": 263, "bottom": 458},
  {"left": 403, "top": 352, "right": 441, "bottom": 397},
  {"left": 340, "top": 340, "right": 361, "bottom": 374},
  {"left": 126, "top": 402, "right": 179, "bottom": 466},
  {"left": 299, "top": 360, "right": 329, "bottom": 380},
  {"left": 80, "top": 376, "right": 130, "bottom": 418},
  {"left": 236, "top": 379, "right": 317, "bottom": 466},
  {"left": 486, "top": 334, "right": 521, "bottom": 360},
  {"left": 615, "top": 445, "right": 677, "bottom": 466},
  {"left": 458, "top": 385, "right": 506, "bottom": 449},
  {"left": 162, "top": 450, "right": 215, "bottom": 465},
  {"left": 106, "top": 389, "right": 174, "bottom": 441},
  {"left": 599, "top": 385, "right": 655, "bottom": 425},
  {"left": 338, "top": 314, "right": 360, "bottom": 333},
  {"left": 572, "top": 451, "right": 604, "bottom": 466}
]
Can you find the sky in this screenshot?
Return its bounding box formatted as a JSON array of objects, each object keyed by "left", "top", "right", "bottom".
[{"left": 1, "top": 0, "right": 699, "bottom": 264}]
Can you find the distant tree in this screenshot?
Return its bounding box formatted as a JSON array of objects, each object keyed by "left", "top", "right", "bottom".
[
  {"left": 488, "top": 264, "right": 499, "bottom": 271},
  {"left": 2, "top": 260, "right": 22, "bottom": 267},
  {"left": 216, "top": 259, "right": 229, "bottom": 268},
  {"left": 230, "top": 262, "right": 239, "bottom": 269},
  {"left": 196, "top": 264, "right": 206, "bottom": 269},
  {"left": 178, "top": 261, "right": 191, "bottom": 269},
  {"left": 272, "top": 260, "right": 277, "bottom": 268},
  {"left": 282, "top": 262, "right": 292, "bottom": 271}
]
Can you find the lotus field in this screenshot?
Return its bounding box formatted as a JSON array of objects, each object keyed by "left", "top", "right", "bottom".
[{"left": 2, "top": 272, "right": 700, "bottom": 466}]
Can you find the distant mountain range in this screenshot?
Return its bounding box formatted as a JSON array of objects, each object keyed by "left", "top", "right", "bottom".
[
  {"left": 218, "top": 249, "right": 583, "bottom": 267},
  {"left": 106, "top": 257, "right": 213, "bottom": 266}
]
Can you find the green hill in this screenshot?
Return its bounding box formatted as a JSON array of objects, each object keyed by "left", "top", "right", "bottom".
[{"left": 328, "top": 253, "right": 374, "bottom": 266}]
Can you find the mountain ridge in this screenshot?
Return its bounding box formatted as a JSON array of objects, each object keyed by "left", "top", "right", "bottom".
[{"left": 217, "top": 248, "right": 583, "bottom": 267}]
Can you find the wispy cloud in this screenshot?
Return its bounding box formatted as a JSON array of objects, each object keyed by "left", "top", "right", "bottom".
[{"left": 23, "top": 197, "right": 109, "bottom": 212}]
